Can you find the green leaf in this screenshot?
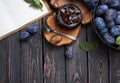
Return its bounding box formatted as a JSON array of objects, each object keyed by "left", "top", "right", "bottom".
[
  {"left": 115, "top": 36, "right": 120, "bottom": 45},
  {"left": 39, "top": 2, "right": 43, "bottom": 10},
  {"left": 35, "top": 2, "right": 43, "bottom": 10},
  {"left": 24, "top": 0, "right": 34, "bottom": 3},
  {"left": 29, "top": 3, "right": 40, "bottom": 9},
  {"left": 79, "top": 42, "right": 96, "bottom": 52},
  {"left": 24, "top": 0, "right": 43, "bottom": 10},
  {"left": 33, "top": 0, "right": 40, "bottom": 5}
]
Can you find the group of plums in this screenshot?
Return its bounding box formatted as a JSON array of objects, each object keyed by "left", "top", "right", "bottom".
[{"left": 94, "top": 0, "right": 120, "bottom": 46}]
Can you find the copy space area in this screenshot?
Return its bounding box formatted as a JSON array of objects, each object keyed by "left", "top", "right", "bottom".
[{"left": 0, "top": 0, "right": 49, "bottom": 39}]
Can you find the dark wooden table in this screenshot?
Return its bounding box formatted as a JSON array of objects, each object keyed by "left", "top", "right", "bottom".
[{"left": 0, "top": 18, "right": 120, "bottom": 83}]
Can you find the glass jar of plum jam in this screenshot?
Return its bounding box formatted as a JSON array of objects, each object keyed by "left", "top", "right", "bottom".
[{"left": 57, "top": 4, "right": 83, "bottom": 30}]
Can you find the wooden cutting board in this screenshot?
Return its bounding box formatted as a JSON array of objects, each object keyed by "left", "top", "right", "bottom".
[
  {"left": 43, "top": 1, "right": 90, "bottom": 46},
  {"left": 44, "top": 13, "right": 81, "bottom": 46}
]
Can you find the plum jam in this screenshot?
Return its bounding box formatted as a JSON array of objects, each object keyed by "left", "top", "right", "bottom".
[{"left": 57, "top": 4, "right": 83, "bottom": 29}]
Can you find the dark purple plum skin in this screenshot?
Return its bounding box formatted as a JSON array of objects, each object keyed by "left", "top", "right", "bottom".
[
  {"left": 110, "top": 26, "right": 120, "bottom": 36},
  {"left": 105, "top": 9, "right": 117, "bottom": 22},
  {"left": 26, "top": 24, "right": 39, "bottom": 34},
  {"left": 96, "top": 4, "right": 109, "bottom": 16},
  {"left": 20, "top": 31, "right": 30, "bottom": 41},
  {"left": 95, "top": 17, "right": 106, "bottom": 30},
  {"left": 103, "top": 33, "right": 115, "bottom": 44}
]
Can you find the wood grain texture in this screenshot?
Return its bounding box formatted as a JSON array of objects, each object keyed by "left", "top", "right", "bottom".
[
  {"left": 21, "top": 21, "right": 43, "bottom": 83},
  {"left": 0, "top": 39, "right": 9, "bottom": 83},
  {"left": 43, "top": 17, "right": 65, "bottom": 83},
  {"left": 87, "top": 24, "right": 109, "bottom": 83},
  {"left": 109, "top": 48, "right": 120, "bottom": 83},
  {"left": 66, "top": 25, "right": 87, "bottom": 83},
  {"left": 0, "top": 16, "right": 120, "bottom": 83},
  {"left": 8, "top": 32, "right": 21, "bottom": 83},
  {"left": 43, "top": 42, "right": 65, "bottom": 83}
]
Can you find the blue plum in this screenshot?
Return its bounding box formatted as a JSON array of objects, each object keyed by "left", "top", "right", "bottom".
[
  {"left": 95, "top": 17, "right": 106, "bottom": 30},
  {"left": 105, "top": 9, "right": 117, "bottom": 21},
  {"left": 20, "top": 31, "right": 30, "bottom": 40},
  {"left": 96, "top": 4, "right": 109, "bottom": 16},
  {"left": 110, "top": 26, "right": 120, "bottom": 36},
  {"left": 26, "top": 24, "right": 39, "bottom": 34},
  {"left": 103, "top": 33, "right": 115, "bottom": 44}
]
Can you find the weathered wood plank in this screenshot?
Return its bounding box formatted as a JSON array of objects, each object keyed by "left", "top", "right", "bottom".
[
  {"left": 109, "top": 48, "right": 120, "bottom": 83},
  {"left": 2, "top": 19, "right": 120, "bottom": 83},
  {"left": 43, "top": 41, "right": 66, "bottom": 83},
  {"left": 21, "top": 21, "right": 43, "bottom": 83},
  {"left": 43, "top": 19, "right": 65, "bottom": 83},
  {"left": 0, "top": 39, "right": 9, "bottom": 83},
  {"left": 87, "top": 25, "right": 109, "bottom": 83},
  {"left": 66, "top": 25, "right": 87, "bottom": 83},
  {"left": 8, "top": 32, "right": 21, "bottom": 83}
]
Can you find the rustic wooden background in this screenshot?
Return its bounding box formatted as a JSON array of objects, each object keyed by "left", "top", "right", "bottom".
[{"left": 0, "top": 18, "right": 120, "bottom": 83}]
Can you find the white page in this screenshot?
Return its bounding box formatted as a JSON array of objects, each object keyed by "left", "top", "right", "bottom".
[
  {"left": 0, "top": 0, "right": 50, "bottom": 40},
  {"left": 0, "top": 0, "right": 16, "bottom": 37}
]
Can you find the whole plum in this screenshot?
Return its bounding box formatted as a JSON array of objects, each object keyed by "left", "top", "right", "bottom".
[
  {"left": 103, "top": 33, "right": 115, "bottom": 44},
  {"left": 110, "top": 26, "right": 120, "bottom": 36},
  {"left": 96, "top": 4, "right": 109, "bottom": 16},
  {"left": 26, "top": 24, "right": 39, "bottom": 34},
  {"left": 95, "top": 17, "right": 106, "bottom": 30},
  {"left": 20, "top": 31, "right": 30, "bottom": 41},
  {"left": 105, "top": 9, "right": 117, "bottom": 22}
]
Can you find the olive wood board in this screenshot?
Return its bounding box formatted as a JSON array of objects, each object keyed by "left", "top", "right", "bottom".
[
  {"left": 44, "top": 13, "right": 81, "bottom": 46},
  {"left": 44, "top": 1, "right": 90, "bottom": 46}
]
